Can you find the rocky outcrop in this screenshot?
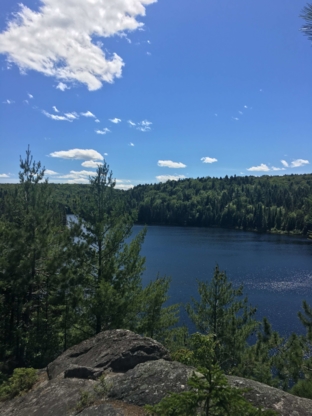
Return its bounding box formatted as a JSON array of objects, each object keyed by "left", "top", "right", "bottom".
[
  {"left": 47, "top": 329, "right": 170, "bottom": 380},
  {"left": 1, "top": 329, "right": 312, "bottom": 416},
  {"left": 227, "top": 376, "right": 312, "bottom": 416},
  {"left": 108, "top": 359, "right": 194, "bottom": 406}
]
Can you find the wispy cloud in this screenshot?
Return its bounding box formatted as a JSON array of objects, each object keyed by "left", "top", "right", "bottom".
[
  {"left": 50, "top": 148, "right": 103, "bottom": 160},
  {"left": 109, "top": 118, "right": 121, "bottom": 124},
  {"left": 3, "top": 99, "right": 14, "bottom": 104},
  {"left": 156, "top": 175, "right": 186, "bottom": 182},
  {"left": 81, "top": 111, "right": 96, "bottom": 118},
  {"left": 0, "top": 0, "right": 156, "bottom": 90},
  {"left": 56, "top": 82, "right": 70, "bottom": 91},
  {"left": 158, "top": 160, "right": 186, "bottom": 168},
  {"left": 52, "top": 106, "right": 59, "bottom": 113},
  {"left": 64, "top": 112, "right": 79, "bottom": 120},
  {"left": 0, "top": 173, "right": 9, "bottom": 178},
  {"left": 81, "top": 160, "right": 103, "bottom": 168},
  {"left": 137, "top": 120, "right": 152, "bottom": 132},
  {"left": 271, "top": 166, "right": 285, "bottom": 171},
  {"left": 42, "top": 110, "right": 71, "bottom": 121},
  {"left": 128, "top": 120, "right": 136, "bottom": 126},
  {"left": 45, "top": 169, "right": 58, "bottom": 175},
  {"left": 201, "top": 157, "right": 218, "bottom": 164},
  {"left": 247, "top": 164, "right": 270, "bottom": 172},
  {"left": 28, "top": 93, "right": 33, "bottom": 99},
  {"left": 95, "top": 128, "right": 110, "bottom": 135},
  {"left": 290, "top": 159, "right": 309, "bottom": 168},
  {"left": 95, "top": 119, "right": 100, "bottom": 123},
  {"left": 129, "top": 142, "right": 135, "bottom": 147},
  {"left": 281, "top": 160, "right": 289, "bottom": 168},
  {"left": 115, "top": 179, "right": 134, "bottom": 190},
  {"left": 232, "top": 117, "right": 239, "bottom": 121}
]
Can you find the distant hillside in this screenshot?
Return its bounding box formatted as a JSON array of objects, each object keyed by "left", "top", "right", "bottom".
[
  {"left": 1, "top": 173, "right": 311, "bottom": 234},
  {"left": 125, "top": 174, "right": 312, "bottom": 234}
]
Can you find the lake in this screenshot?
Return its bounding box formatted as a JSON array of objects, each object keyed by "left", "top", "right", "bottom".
[{"left": 133, "top": 225, "right": 312, "bottom": 337}]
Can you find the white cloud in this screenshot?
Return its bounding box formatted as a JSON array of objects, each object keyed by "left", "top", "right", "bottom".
[
  {"left": 0, "top": 0, "right": 156, "bottom": 91},
  {"left": 156, "top": 175, "right": 186, "bottom": 182},
  {"left": 244, "top": 105, "right": 248, "bottom": 108},
  {"left": 52, "top": 106, "right": 59, "bottom": 113},
  {"left": 281, "top": 160, "right": 289, "bottom": 168},
  {"left": 137, "top": 119, "right": 152, "bottom": 132},
  {"left": 81, "top": 111, "right": 96, "bottom": 118},
  {"left": 201, "top": 157, "right": 218, "bottom": 164},
  {"left": 66, "top": 178, "right": 89, "bottom": 184},
  {"left": 50, "top": 148, "right": 103, "bottom": 160},
  {"left": 147, "top": 40, "right": 151, "bottom": 44},
  {"left": 271, "top": 167, "right": 285, "bottom": 171},
  {"left": 64, "top": 112, "right": 79, "bottom": 120},
  {"left": 95, "top": 119, "right": 100, "bottom": 123},
  {"left": 109, "top": 118, "right": 121, "bottom": 124},
  {"left": 81, "top": 160, "right": 104, "bottom": 168},
  {"left": 42, "top": 110, "right": 71, "bottom": 121},
  {"left": 3, "top": 99, "right": 14, "bottom": 104},
  {"left": 104, "top": 152, "right": 108, "bottom": 156},
  {"left": 129, "top": 142, "right": 135, "bottom": 146},
  {"left": 158, "top": 160, "right": 186, "bottom": 168},
  {"left": 95, "top": 128, "right": 110, "bottom": 135},
  {"left": 28, "top": 93, "right": 33, "bottom": 99},
  {"left": 45, "top": 169, "right": 58, "bottom": 175},
  {"left": 56, "top": 82, "right": 70, "bottom": 91},
  {"left": 247, "top": 164, "right": 270, "bottom": 172},
  {"left": 232, "top": 117, "right": 239, "bottom": 121},
  {"left": 0, "top": 173, "right": 9, "bottom": 178},
  {"left": 115, "top": 183, "right": 134, "bottom": 190},
  {"left": 290, "top": 159, "right": 309, "bottom": 168},
  {"left": 128, "top": 120, "right": 136, "bottom": 126}
]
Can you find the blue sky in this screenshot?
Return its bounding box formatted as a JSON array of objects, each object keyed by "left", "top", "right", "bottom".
[{"left": 0, "top": 0, "right": 311, "bottom": 189}]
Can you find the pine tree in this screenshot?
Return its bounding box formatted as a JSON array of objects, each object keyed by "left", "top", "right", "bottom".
[
  {"left": 186, "top": 265, "right": 258, "bottom": 373},
  {"left": 0, "top": 147, "right": 68, "bottom": 367},
  {"left": 71, "top": 163, "right": 146, "bottom": 335}
]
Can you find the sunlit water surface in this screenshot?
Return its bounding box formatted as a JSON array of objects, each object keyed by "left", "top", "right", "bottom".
[{"left": 132, "top": 225, "right": 312, "bottom": 337}]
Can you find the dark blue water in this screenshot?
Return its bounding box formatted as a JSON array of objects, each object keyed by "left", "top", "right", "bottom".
[{"left": 133, "top": 225, "right": 312, "bottom": 337}]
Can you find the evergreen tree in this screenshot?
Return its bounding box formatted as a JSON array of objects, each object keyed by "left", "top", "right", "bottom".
[
  {"left": 0, "top": 147, "right": 68, "bottom": 367},
  {"left": 186, "top": 265, "right": 258, "bottom": 373},
  {"left": 71, "top": 163, "right": 146, "bottom": 335}
]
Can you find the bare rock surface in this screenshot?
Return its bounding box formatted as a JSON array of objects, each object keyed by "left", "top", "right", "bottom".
[
  {"left": 2, "top": 329, "right": 312, "bottom": 415},
  {"left": 108, "top": 359, "right": 194, "bottom": 406},
  {"left": 47, "top": 329, "right": 170, "bottom": 380},
  {"left": 0, "top": 377, "right": 96, "bottom": 416},
  {"left": 227, "top": 375, "right": 312, "bottom": 416}
]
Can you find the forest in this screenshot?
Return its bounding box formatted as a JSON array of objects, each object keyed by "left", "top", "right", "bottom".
[{"left": 0, "top": 149, "right": 312, "bottom": 414}]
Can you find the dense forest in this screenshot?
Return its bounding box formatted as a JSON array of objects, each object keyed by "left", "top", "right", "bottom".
[
  {"left": 126, "top": 174, "right": 312, "bottom": 234},
  {"left": 2, "top": 173, "right": 311, "bottom": 235},
  {"left": 0, "top": 150, "right": 312, "bottom": 413}
]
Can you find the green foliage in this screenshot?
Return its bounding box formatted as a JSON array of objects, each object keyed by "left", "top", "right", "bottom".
[
  {"left": 136, "top": 276, "right": 180, "bottom": 341},
  {"left": 186, "top": 265, "right": 258, "bottom": 373},
  {"left": 75, "top": 390, "right": 94, "bottom": 412},
  {"left": 75, "top": 375, "right": 111, "bottom": 412},
  {"left": 123, "top": 174, "right": 312, "bottom": 235},
  {"left": 301, "top": 3, "right": 312, "bottom": 42},
  {"left": 0, "top": 368, "right": 37, "bottom": 401},
  {"left": 68, "top": 163, "right": 147, "bottom": 336},
  {"left": 290, "top": 379, "right": 312, "bottom": 400},
  {"left": 0, "top": 147, "right": 69, "bottom": 367},
  {"left": 146, "top": 334, "right": 277, "bottom": 416}
]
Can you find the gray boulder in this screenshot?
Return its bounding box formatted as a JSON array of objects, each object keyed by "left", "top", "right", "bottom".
[
  {"left": 227, "top": 375, "right": 312, "bottom": 416},
  {"left": 108, "top": 359, "right": 194, "bottom": 406},
  {"left": 47, "top": 329, "right": 170, "bottom": 380},
  {"left": 0, "top": 378, "right": 96, "bottom": 416}
]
